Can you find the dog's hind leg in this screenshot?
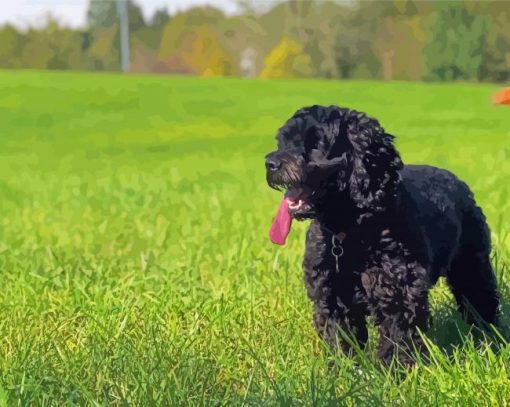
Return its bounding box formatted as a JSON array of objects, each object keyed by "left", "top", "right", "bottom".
[{"left": 446, "top": 206, "right": 500, "bottom": 326}]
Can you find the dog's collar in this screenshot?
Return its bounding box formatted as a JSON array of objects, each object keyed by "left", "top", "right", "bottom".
[
  {"left": 317, "top": 211, "right": 372, "bottom": 239},
  {"left": 320, "top": 225, "right": 347, "bottom": 274},
  {"left": 320, "top": 224, "right": 347, "bottom": 241}
]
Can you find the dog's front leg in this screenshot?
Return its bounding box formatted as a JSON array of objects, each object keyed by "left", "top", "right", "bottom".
[
  {"left": 310, "top": 293, "right": 368, "bottom": 355},
  {"left": 362, "top": 258, "right": 430, "bottom": 366},
  {"left": 303, "top": 222, "right": 368, "bottom": 355}
]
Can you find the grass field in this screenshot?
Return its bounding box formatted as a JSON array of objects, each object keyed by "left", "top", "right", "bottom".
[{"left": 0, "top": 70, "right": 509, "bottom": 405}]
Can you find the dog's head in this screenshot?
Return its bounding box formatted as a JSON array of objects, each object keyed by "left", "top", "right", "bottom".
[{"left": 265, "top": 105, "right": 403, "bottom": 243}]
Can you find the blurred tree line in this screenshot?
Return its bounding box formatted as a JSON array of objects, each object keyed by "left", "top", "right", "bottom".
[{"left": 0, "top": 0, "right": 509, "bottom": 82}]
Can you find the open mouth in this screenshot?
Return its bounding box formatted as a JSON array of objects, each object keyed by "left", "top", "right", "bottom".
[
  {"left": 268, "top": 186, "right": 314, "bottom": 245},
  {"left": 285, "top": 187, "right": 312, "bottom": 215}
]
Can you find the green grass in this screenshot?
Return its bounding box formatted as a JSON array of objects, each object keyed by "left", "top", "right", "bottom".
[{"left": 0, "top": 70, "right": 509, "bottom": 405}]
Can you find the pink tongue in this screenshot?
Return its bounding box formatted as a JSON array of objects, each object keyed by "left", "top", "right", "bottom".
[{"left": 269, "top": 197, "right": 293, "bottom": 245}]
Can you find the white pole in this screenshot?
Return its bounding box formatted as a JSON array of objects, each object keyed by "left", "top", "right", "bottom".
[{"left": 117, "top": 0, "right": 130, "bottom": 72}]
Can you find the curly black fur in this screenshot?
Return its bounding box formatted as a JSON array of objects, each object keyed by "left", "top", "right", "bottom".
[{"left": 265, "top": 105, "right": 500, "bottom": 365}]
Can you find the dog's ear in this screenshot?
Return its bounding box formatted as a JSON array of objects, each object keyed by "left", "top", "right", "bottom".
[{"left": 347, "top": 113, "right": 403, "bottom": 211}]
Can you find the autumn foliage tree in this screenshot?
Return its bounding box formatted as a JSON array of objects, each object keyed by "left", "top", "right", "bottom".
[
  {"left": 259, "top": 36, "right": 314, "bottom": 79},
  {"left": 158, "top": 8, "right": 237, "bottom": 76}
]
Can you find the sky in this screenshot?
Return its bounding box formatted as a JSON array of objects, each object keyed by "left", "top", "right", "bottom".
[{"left": 0, "top": 0, "right": 243, "bottom": 29}]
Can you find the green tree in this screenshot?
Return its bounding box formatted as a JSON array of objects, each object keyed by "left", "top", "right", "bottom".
[
  {"left": 372, "top": 14, "right": 428, "bottom": 81},
  {"left": 20, "top": 28, "right": 54, "bottom": 69},
  {"left": 86, "top": 0, "right": 145, "bottom": 34},
  {"left": 132, "top": 7, "right": 170, "bottom": 55},
  {"left": 423, "top": 1, "right": 490, "bottom": 81},
  {"left": 126, "top": 1, "right": 145, "bottom": 32},
  {"left": 0, "top": 25, "right": 25, "bottom": 68},
  {"left": 480, "top": 2, "right": 510, "bottom": 82},
  {"left": 86, "top": 1, "right": 118, "bottom": 32},
  {"left": 16, "top": 20, "right": 86, "bottom": 70},
  {"left": 47, "top": 23, "right": 87, "bottom": 70},
  {"left": 343, "top": 0, "right": 435, "bottom": 80},
  {"left": 150, "top": 8, "right": 171, "bottom": 29},
  {"left": 335, "top": 0, "right": 393, "bottom": 80},
  {"left": 297, "top": 2, "right": 351, "bottom": 78},
  {"left": 85, "top": 0, "right": 146, "bottom": 71}
]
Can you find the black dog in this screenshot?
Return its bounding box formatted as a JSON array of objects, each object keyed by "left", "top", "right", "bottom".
[{"left": 265, "top": 105, "right": 500, "bottom": 365}]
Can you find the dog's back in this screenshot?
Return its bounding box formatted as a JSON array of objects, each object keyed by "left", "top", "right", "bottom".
[{"left": 399, "top": 165, "right": 495, "bottom": 303}]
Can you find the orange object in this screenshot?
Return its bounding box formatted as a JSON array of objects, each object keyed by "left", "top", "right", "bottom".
[{"left": 493, "top": 87, "right": 510, "bottom": 105}]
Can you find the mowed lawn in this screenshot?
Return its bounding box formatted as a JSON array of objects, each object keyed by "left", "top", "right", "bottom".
[{"left": 0, "top": 70, "right": 509, "bottom": 405}]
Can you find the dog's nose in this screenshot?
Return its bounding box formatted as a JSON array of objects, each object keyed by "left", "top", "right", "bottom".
[{"left": 265, "top": 156, "right": 281, "bottom": 171}]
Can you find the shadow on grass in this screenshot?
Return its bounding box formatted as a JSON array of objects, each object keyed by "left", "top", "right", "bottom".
[{"left": 427, "top": 301, "right": 510, "bottom": 355}]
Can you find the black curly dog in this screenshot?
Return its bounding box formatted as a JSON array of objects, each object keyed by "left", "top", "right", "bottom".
[{"left": 265, "top": 105, "right": 500, "bottom": 365}]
